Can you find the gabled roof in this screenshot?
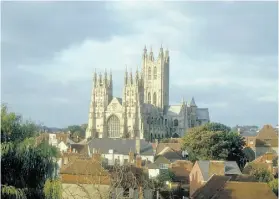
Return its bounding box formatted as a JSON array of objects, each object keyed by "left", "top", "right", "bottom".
[
  {"left": 87, "top": 138, "right": 154, "bottom": 156},
  {"left": 256, "top": 125, "right": 278, "bottom": 139},
  {"left": 60, "top": 158, "right": 108, "bottom": 176},
  {"left": 115, "top": 97, "right": 122, "bottom": 105},
  {"left": 197, "top": 161, "right": 242, "bottom": 181},
  {"left": 157, "top": 146, "right": 182, "bottom": 160},
  {"left": 192, "top": 175, "right": 277, "bottom": 199},
  {"left": 154, "top": 155, "right": 171, "bottom": 164},
  {"left": 163, "top": 105, "right": 183, "bottom": 116},
  {"left": 156, "top": 143, "right": 182, "bottom": 154},
  {"left": 216, "top": 181, "right": 277, "bottom": 199},
  {"left": 191, "top": 175, "right": 231, "bottom": 199}
]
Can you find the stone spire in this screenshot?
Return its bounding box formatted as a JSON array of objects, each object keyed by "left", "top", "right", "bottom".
[
  {"left": 149, "top": 46, "right": 154, "bottom": 61},
  {"left": 158, "top": 44, "right": 164, "bottom": 58},
  {"left": 104, "top": 69, "right": 108, "bottom": 84},
  {"left": 190, "top": 97, "right": 197, "bottom": 107},
  {"left": 93, "top": 69, "right": 97, "bottom": 86},
  {"left": 143, "top": 45, "right": 147, "bottom": 59},
  {"left": 109, "top": 68, "right": 113, "bottom": 86},
  {"left": 124, "top": 65, "right": 129, "bottom": 85},
  {"left": 129, "top": 68, "right": 133, "bottom": 84},
  {"left": 98, "top": 72, "right": 102, "bottom": 85}
]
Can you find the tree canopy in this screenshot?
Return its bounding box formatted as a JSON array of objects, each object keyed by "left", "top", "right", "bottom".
[
  {"left": 1, "top": 104, "right": 61, "bottom": 198},
  {"left": 182, "top": 123, "right": 246, "bottom": 167}
]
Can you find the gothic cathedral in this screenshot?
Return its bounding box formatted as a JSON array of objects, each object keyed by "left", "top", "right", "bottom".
[{"left": 86, "top": 46, "right": 210, "bottom": 140}]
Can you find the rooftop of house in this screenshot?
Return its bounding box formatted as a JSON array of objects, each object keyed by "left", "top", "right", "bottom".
[
  {"left": 169, "top": 160, "right": 193, "bottom": 182},
  {"left": 156, "top": 146, "right": 182, "bottom": 160},
  {"left": 156, "top": 143, "right": 182, "bottom": 154},
  {"left": 196, "top": 161, "right": 242, "bottom": 181},
  {"left": 191, "top": 175, "right": 277, "bottom": 199},
  {"left": 60, "top": 157, "right": 108, "bottom": 176},
  {"left": 86, "top": 138, "right": 154, "bottom": 156}
]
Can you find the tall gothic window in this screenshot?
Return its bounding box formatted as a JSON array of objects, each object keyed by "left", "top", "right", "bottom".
[
  {"left": 174, "top": 119, "right": 178, "bottom": 126},
  {"left": 148, "top": 67, "right": 151, "bottom": 80},
  {"left": 153, "top": 92, "right": 157, "bottom": 105},
  {"left": 148, "top": 92, "right": 151, "bottom": 104},
  {"left": 107, "top": 115, "right": 120, "bottom": 138},
  {"left": 153, "top": 67, "right": 157, "bottom": 79}
]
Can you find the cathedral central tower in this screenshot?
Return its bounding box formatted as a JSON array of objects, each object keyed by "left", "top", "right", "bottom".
[{"left": 141, "top": 46, "right": 170, "bottom": 110}]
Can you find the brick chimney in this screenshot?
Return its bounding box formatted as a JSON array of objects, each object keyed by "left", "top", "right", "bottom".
[
  {"left": 136, "top": 155, "right": 142, "bottom": 168},
  {"left": 136, "top": 137, "right": 140, "bottom": 155},
  {"left": 129, "top": 149, "right": 134, "bottom": 164},
  {"left": 92, "top": 148, "right": 101, "bottom": 163},
  {"left": 208, "top": 161, "right": 225, "bottom": 177}
]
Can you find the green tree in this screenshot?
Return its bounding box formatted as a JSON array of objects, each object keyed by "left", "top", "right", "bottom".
[
  {"left": 243, "top": 147, "right": 256, "bottom": 162},
  {"left": 182, "top": 123, "right": 246, "bottom": 166},
  {"left": 268, "top": 179, "right": 278, "bottom": 196},
  {"left": 67, "top": 125, "right": 85, "bottom": 141},
  {"left": 246, "top": 165, "right": 274, "bottom": 183},
  {"left": 1, "top": 104, "right": 61, "bottom": 199}
]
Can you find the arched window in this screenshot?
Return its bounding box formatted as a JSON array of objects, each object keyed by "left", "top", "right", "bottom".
[
  {"left": 148, "top": 67, "right": 151, "bottom": 80},
  {"left": 174, "top": 119, "right": 178, "bottom": 126},
  {"left": 107, "top": 115, "right": 120, "bottom": 138},
  {"left": 153, "top": 92, "right": 157, "bottom": 105},
  {"left": 148, "top": 92, "right": 151, "bottom": 104},
  {"left": 153, "top": 67, "right": 157, "bottom": 79}
]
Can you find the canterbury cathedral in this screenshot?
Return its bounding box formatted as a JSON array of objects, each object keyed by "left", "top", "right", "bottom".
[{"left": 85, "top": 46, "right": 210, "bottom": 140}]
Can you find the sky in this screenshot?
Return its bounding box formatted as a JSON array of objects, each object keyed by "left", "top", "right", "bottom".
[{"left": 1, "top": 1, "right": 278, "bottom": 128}]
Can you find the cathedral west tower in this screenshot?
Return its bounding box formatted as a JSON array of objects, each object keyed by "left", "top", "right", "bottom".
[{"left": 86, "top": 46, "right": 210, "bottom": 140}]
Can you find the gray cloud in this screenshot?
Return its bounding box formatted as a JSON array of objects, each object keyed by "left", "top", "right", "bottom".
[{"left": 1, "top": 1, "right": 278, "bottom": 128}]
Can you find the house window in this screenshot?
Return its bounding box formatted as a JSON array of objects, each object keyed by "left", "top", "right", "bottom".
[{"left": 159, "top": 163, "right": 168, "bottom": 169}]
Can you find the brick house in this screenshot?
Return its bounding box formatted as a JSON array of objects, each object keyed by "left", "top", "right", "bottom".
[
  {"left": 60, "top": 151, "right": 152, "bottom": 199},
  {"left": 191, "top": 174, "right": 277, "bottom": 199},
  {"left": 242, "top": 125, "right": 278, "bottom": 158},
  {"left": 189, "top": 160, "right": 242, "bottom": 197}
]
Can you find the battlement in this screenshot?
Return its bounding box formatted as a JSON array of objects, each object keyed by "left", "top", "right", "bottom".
[{"left": 93, "top": 69, "right": 112, "bottom": 88}]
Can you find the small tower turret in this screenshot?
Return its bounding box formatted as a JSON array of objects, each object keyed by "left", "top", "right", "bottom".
[
  {"left": 109, "top": 69, "right": 113, "bottom": 87},
  {"left": 149, "top": 47, "right": 154, "bottom": 61},
  {"left": 129, "top": 68, "right": 133, "bottom": 85},
  {"left": 158, "top": 44, "right": 164, "bottom": 59},
  {"left": 124, "top": 66, "right": 128, "bottom": 85},
  {"left": 93, "top": 69, "right": 97, "bottom": 87},
  {"left": 142, "top": 45, "right": 147, "bottom": 59},
  {"left": 104, "top": 69, "right": 108, "bottom": 85},
  {"left": 98, "top": 73, "right": 102, "bottom": 85}
]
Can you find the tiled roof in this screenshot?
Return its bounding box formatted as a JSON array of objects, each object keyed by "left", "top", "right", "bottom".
[
  {"left": 87, "top": 138, "right": 154, "bottom": 156},
  {"left": 241, "top": 130, "right": 258, "bottom": 137},
  {"left": 156, "top": 143, "right": 182, "bottom": 154},
  {"left": 146, "top": 163, "right": 159, "bottom": 169},
  {"left": 170, "top": 160, "right": 193, "bottom": 182},
  {"left": 197, "top": 161, "right": 242, "bottom": 181},
  {"left": 158, "top": 148, "right": 182, "bottom": 161},
  {"left": 215, "top": 181, "right": 277, "bottom": 199},
  {"left": 60, "top": 158, "right": 108, "bottom": 176},
  {"left": 163, "top": 105, "right": 182, "bottom": 115},
  {"left": 192, "top": 175, "right": 277, "bottom": 199},
  {"left": 191, "top": 175, "right": 231, "bottom": 199}
]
